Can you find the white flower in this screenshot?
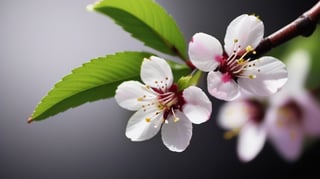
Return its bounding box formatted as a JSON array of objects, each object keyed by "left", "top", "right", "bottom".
[
  {"left": 115, "top": 56, "right": 212, "bottom": 152},
  {"left": 218, "top": 98, "right": 267, "bottom": 162},
  {"left": 266, "top": 50, "right": 320, "bottom": 161},
  {"left": 188, "top": 14, "right": 288, "bottom": 101},
  {"left": 218, "top": 50, "right": 320, "bottom": 162}
]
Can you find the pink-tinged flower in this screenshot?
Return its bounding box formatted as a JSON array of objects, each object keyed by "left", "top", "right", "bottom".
[
  {"left": 188, "top": 14, "right": 288, "bottom": 101},
  {"left": 115, "top": 56, "right": 212, "bottom": 152},
  {"left": 218, "top": 98, "right": 267, "bottom": 162},
  {"left": 266, "top": 50, "right": 320, "bottom": 161}
]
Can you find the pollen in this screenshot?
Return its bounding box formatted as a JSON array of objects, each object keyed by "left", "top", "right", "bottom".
[
  {"left": 223, "top": 128, "right": 240, "bottom": 140},
  {"left": 245, "top": 45, "right": 254, "bottom": 52},
  {"left": 249, "top": 74, "right": 256, "bottom": 79},
  {"left": 237, "top": 58, "right": 245, "bottom": 64},
  {"left": 233, "top": 39, "right": 238, "bottom": 43},
  {"left": 174, "top": 117, "right": 180, "bottom": 123},
  {"left": 145, "top": 118, "right": 151, "bottom": 122},
  {"left": 137, "top": 97, "right": 144, "bottom": 101}
]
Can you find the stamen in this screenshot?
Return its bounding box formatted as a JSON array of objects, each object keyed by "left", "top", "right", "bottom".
[
  {"left": 249, "top": 74, "right": 256, "bottom": 79},
  {"left": 171, "top": 108, "right": 180, "bottom": 123},
  {"left": 245, "top": 45, "right": 254, "bottom": 52},
  {"left": 145, "top": 118, "right": 151, "bottom": 122},
  {"left": 223, "top": 128, "right": 240, "bottom": 140}
]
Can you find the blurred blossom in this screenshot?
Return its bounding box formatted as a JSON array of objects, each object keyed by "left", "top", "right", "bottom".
[
  {"left": 218, "top": 49, "right": 320, "bottom": 162},
  {"left": 115, "top": 56, "right": 212, "bottom": 152},
  {"left": 218, "top": 98, "right": 268, "bottom": 162},
  {"left": 188, "top": 14, "right": 288, "bottom": 101},
  {"left": 266, "top": 50, "right": 320, "bottom": 161}
]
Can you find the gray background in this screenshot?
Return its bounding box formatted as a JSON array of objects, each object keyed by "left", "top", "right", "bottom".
[{"left": 1, "top": 0, "right": 319, "bottom": 178}]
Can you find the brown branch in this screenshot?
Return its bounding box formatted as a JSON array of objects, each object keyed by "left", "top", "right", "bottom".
[{"left": 254, "top": 1, "right": 320, "bottom": 57}]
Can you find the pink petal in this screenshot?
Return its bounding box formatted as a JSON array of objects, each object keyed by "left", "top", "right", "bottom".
[
  {"left": 284, "top": 50, "right": 310, "bottom": 94},
  {"left": 238, "top": 56, "right": 288, "bottom": 96},
  {"left": 266, "top": 106, "right": 303, "bottom": 161},
  {"left": 182, "top": 86, "right": 212, "bottom": 124},
  {"left": 296, "top": 92, "right": 320, "bottom": 136},
  {"left": 140, "top": 56, "right": 173, "bottom": 89},
  {"left": 224, "top": 14, "right": 264, "bottom": 56},
  {"left": 237, "top": 122, "right": 267, "bottom": 162},
  {"left": 126, "top": 108, "right": 163, "bottom": 141},
  {"left": 115, "top": 81, "right": 157, "bottom": 111},
  {"left": 218, "top": 101, "right": 249, "bottom": 130},
  {"left": 188, "top": 33, "right": 222, "bottom": 72},
  {"left": 207, "top": 71, "right": 240, "bottom": 101},
  {"left": 161, "top": 111, "right": 193, "bottom": 152}
]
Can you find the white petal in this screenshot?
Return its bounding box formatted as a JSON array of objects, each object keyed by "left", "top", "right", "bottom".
[
  {"left": 207, "top": 71, "right": 240, "bottom": 101},
  {"left": 115, "top": 81, "right": 157, "bottom": 111},
  {"left": 218, "top": 101, "right": 249, "bottom": 130},
  {"left": 188, "top": 33, "right": 223, "bottom": 72},
  {"left": 182, "top": 86, "right": 212, "bottom": 124},
  {"left": 141, "top": 56, "right": 173, "bottom": 89},
  {"left": 126, "top": 108, "right": 163, "bottom": 141},
  {"left": 266, "top": 107, "right": 303, "bottom": 161},
  {"left": 161, "top": 111, "right": 192, "bottom": 152},
  {"left": 284, "top": 49, "right": 310, "bottom": 94},
  {"left": 238, "top": 56, "right": 288, "bottom": 96},
  {"left": 224, "top": 14, "right": 264, "bottom": 56},
  {"left": 237, "top": 122, "right": 267, "bottom": 162}
]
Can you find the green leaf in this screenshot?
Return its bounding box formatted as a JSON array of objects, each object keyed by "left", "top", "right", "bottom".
[
  {"left": 29, "top": 52, "right": 190, "bottom": 122},
  {"left": 88, "top": 0, "right": 187, "bottom": 60},
  {"left": 177, "top": 70, "right": 202, "bottom": 91},
  {"left": 29, "top": 52, "right": 151, "bottom": 122}
]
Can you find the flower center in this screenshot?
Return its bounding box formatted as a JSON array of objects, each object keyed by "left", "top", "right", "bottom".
[
  {"left": 153, "top": 84, "right": 185, "bottom": 122},
  {"left": 276, "top": 100, "right": 303, "bottom": 140},
  {"left": 245, "top": 99, "right": 266, "bottom": 124},
  {"left": 216, "top": 40, "right": 258, "bottom": 81},
  {"left": 277, "top": 100, "right": 302, "bottom": 127}
]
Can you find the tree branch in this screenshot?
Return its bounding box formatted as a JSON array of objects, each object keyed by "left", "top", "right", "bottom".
[{"left": 254, "top": 1, "right": 320, "bottom": 57}]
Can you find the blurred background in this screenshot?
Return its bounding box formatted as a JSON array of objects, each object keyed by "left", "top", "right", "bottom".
[{"left": 1, "top": 0, "right": 319, "bottom": 178}]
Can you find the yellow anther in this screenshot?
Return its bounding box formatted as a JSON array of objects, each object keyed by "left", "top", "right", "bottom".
[
  {"left": 249, "top": 74, "right": 256, "bottom": 79},
  {"left": 237, "top": 58, "right": 245, "bottom": 64},
  {"left": 252, "top": 50, "right": 257, "bottom": 55},
  {"left": 174, "top": 117, "right": 180, "bottom": 123},
  {"left": 223, "top": 129, "right": 240, "bottom": 140},
  {"left": 234, "top": 39, "right": 239, "bottom": 43},
  {"left": 246, "top": 45, "right": 254, "bottom": 52},
  {"left": 145, "top": 118, "right": 151, "bottom": 122},
  {"left": 137, "top": 97, "right": 143, "bottom": 101}
]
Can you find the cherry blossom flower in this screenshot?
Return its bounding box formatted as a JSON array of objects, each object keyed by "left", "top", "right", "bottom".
[
  {"left": 266, "top": 50, "right": 320, "bottom": 161},
  {"left": 115, "top": 56, "right": 212, "bottom": 152},
  {"left": 218, "top": 50, "right": 320, "bottom": 162},
  {"left": 218, "top": 98, "right": 268, "bottom": 162},
  {"left": 188, "top": 14, "right": 288, "bottom": 101}
]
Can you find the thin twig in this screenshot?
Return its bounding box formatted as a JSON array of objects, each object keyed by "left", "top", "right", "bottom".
[{"left": 254, "top": 1, "right": 320, "bottom": 57}]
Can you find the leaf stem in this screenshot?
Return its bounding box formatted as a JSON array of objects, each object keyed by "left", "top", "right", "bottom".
[{"left": 254, "top": 1, "right": 320, "bottom": 57}]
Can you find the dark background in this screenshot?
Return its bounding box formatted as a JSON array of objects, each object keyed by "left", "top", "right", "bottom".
[{"left": 1, "top": 0, "right": 319, "bottom": 178}]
